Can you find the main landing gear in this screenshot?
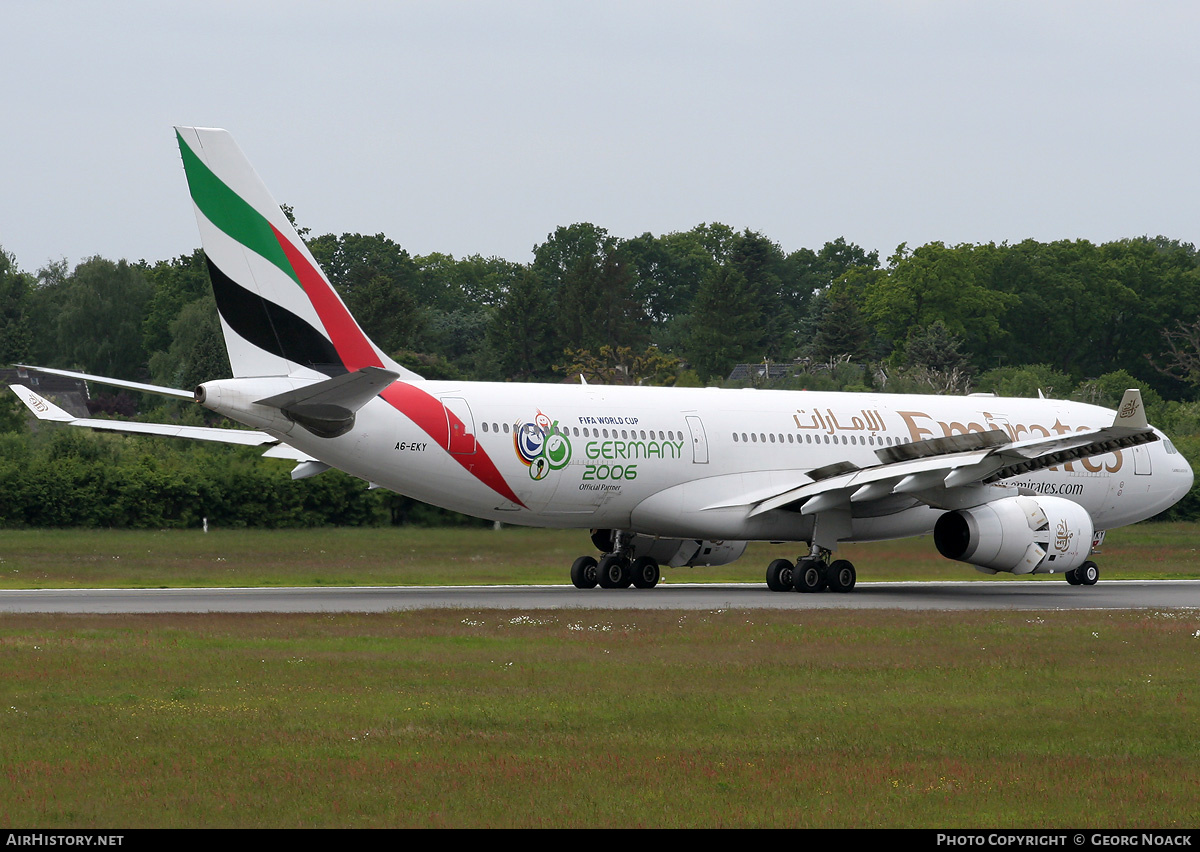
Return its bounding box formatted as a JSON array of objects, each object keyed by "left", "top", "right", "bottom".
[
  {"left": 570, "top": 531, "right": 661, "bottom": 590},
  {"left": 765, "top": 547, "right": 857, "bottom": 593},
  {"left": 1064, "top": 561, "right": 1099, "bottom": 586}
]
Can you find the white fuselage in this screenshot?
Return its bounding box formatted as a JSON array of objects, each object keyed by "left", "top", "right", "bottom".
[{"left": 201, "top": 379, "right": 1195, "bottom": 546}]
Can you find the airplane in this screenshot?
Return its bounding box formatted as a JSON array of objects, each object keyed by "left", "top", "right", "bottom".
[{"left": 10, "top": 126, "right": 1195, "bottom": 592}]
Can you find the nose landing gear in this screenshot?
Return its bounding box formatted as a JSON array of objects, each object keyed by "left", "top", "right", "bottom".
[{"left": 1064, "top": 561, "right": 1099, "bottom": 586}]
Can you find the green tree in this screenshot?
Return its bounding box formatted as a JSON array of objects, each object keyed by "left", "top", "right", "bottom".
[
  {"left": 1097, "top": 237, "right": 1200, "bottom": 394},
  {"left": 25, "top": 259, "right": 69, "bottom": 366},
  {"left": 864, "top": 242, "right": 1015, "bottom": 366},
  {"left": 728, "top": 229, "right": 790, "bottom": 358},
  {"left": 533, "top": 224, "right": 646, "bottom": 353},
  {"left": 559, "top": 345, "right": 682, "bottom": 386},
  {"left": 621, "top": 228, "right": 721, "bottom": 327},
  {"left": 148, "top": 294, "right": 229, "bottom": 389},
  {"left": 140, "top": 249, "right": 210, "bottom": 357},
  {"left": 1152, "top": 316, "right": 1200, "bottom": 391},
  {"left": 683, "top": 265, "right": 762, "bottom": 382},
  {"left": 0, "top": 247, "right": 33, "bottom": 365},
  {"left": 973, "top": 364, "right": 1075, "bottom": 399},
  {"left": 984, "top": 239, "right": 1133, "bottom": 379},
  {"left": 807, "top": 290, "right": 871, "bottom": 364},
  {"left": 414, "top": 253, "right": 520, "bottom": 375},
  {"left": 487, "top": 268, "right": 559, "bottom": 381},
  {"left": 903, "top": 320, "right": 972, "bottom": 375},
  {"left": 52, "top": 257, "right": 153, "bottom": 379},
  {"left": 0, "top": 390, "right": 26, "bottom": 433},
  {"left": 415, "top": 252, "right": 519, "bottom": 311},
  {"left": 307, "top": 233, "right": 425, "bottom": 354}
]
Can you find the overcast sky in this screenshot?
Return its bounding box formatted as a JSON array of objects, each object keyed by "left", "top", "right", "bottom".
[{"left": 4, "top": 1, "right": 1198, "bottom": 273}]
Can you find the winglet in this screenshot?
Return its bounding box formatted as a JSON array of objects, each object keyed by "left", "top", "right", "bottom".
[
  {"left": 10, "top": 385, "right": 74, "bottom": 422},
  {"left": 1114, "top": 388, "right": 1148, "bottom": 429}
]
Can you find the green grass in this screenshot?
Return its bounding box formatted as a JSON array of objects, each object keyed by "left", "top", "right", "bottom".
[
  {"left": 0, "top": 521, "right": 1197, "bottom": 589},
  {"left": 1, "top": 522, "right": 1196, "bottom": 826},
  {"left": 0, "top": 608, "right": 1197, "bottom": 827}
]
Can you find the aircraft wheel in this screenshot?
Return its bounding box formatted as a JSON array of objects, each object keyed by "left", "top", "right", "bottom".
[
  {"left": 826, "top": 559, "right": 856, "bottom": 593},
  {"left": 1064, "top": 567, "right": 1081, "bottom": 585},
  {"left": 630, "top": 557, "right": 661, "bottom": 589},
  {"left": 766, "top": 559, "right": 794, "bottom": 592},
  {"left": 597, "top": 555, "right": 630, "bottom": 589},
  {"left": 571, "top": 556, "right": 598, "bottom": 589},
  {"left": 1078, "top": 561, "right": 1099, "bottom": 586},
  {"left": 792, "top": 558, "right": 827, "bottom": 593}
]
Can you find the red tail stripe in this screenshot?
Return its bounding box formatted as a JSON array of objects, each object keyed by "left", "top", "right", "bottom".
[
  {"left": 270, "top": 224, "right": 382, "bottom": 372},
  {"left": 267, "top": 227, "right": 525, "bottom": 508}
]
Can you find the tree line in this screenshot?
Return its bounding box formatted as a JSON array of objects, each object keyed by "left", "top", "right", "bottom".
[{"left": 1, "top": 221, "right": 1199, "bottom": 527}]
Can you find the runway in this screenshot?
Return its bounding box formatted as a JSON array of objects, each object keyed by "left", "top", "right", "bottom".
[{"left": 1, "top": 580, "right": 1199, "bottom": 613}]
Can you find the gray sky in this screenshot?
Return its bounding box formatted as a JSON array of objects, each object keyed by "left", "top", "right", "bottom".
[{"left": 4, "top": 1, "right": 1198, "bottom": 273}]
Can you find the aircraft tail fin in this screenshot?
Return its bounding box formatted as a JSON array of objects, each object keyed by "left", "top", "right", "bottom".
[{"left": 174, "top": 126, "right": 421, "bottom": 382}]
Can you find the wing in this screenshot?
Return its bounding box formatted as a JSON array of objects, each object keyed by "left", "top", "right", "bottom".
[
  {"left": 7, "top": 365, "right": 397, "bottom": 479},
  {"left": 746, "top": 389, "right": 1156, "bottom": 518},
  {"left": 13, "top": 364, "right": 196, "bottom": 400},
  {"left": 11, "top": 383, "right": 281, "bottom": 446},
  {"left": 10, "top": 381, "right": 319, "bottom": 473}
]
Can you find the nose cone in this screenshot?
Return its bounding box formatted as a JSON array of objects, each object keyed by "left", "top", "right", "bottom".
[
  {"left": 1172, "top": 448, "right": 1195, "bottom": 506},
  {"left": 1155, "top": 434, "right": 1195, "bottom": 516}
]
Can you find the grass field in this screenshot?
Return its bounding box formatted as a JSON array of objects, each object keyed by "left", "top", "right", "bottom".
[
  {"left": 1, "top": 521, "right": 1198, "bottom": 589},
  {"left": 1, "top": 608, "right": 1197, "bottom": 827},
  {"left": 0, "top": 522, "right": 1197, "bottom": 827}
]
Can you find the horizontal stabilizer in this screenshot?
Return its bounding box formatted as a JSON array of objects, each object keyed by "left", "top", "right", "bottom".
[{"left": 255, "top": 366, "right": 399, "bottom": 439}]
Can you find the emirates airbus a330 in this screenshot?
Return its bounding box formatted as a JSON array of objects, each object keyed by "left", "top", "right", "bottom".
[{"left": 13, "top": 127, "right": 1194, "bottom": 592}]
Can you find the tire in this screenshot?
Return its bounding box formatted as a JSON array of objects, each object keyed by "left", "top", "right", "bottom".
[
  {"left": 826, "top": 559, "right": 856, "bottom": 593},
  {"left": 1078, "top": 561, "right": 1099, "bottom": 586},
  {"left": 766, "top": 559, "right": 794, "bottom": 592},
  {"left": 597, "top": 554, "right": 630, "bottom": 589},
  {"left": 630, "top": 557, "right": 661, "bottom": 589},
  {"left": 1064, "top": 567, "right": 1081, "bottom": 585},
  {"left": 792, "top": 558, "right": 827, "bottom": 593},
  {"left": 570, "top": 556, "right": 598, "bottom": 589}
]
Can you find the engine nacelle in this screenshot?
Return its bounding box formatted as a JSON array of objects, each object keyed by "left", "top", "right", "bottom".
[
  {"left": 592, "top": 530, "right": 748, "bottom": 568},
  {"left": 933, "top": 496, "right": 1094, "bottom": 575}
]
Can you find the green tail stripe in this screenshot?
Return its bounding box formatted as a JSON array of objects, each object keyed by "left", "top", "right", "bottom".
[{"left": 176, "top": 130, "right": 300, "bottom": 286}]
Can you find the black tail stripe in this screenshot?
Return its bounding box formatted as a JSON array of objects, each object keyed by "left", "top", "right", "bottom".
[{"left": 206, "top": 256, "right": 347, "bottom": 377}]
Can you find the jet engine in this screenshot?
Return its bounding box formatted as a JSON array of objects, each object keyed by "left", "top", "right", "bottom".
[
  {"left": 933, "top": 495, "right": 1094, "bottom": 575},
  {"left": 591, "top": 530, "right": 748, "bottom": 567}
]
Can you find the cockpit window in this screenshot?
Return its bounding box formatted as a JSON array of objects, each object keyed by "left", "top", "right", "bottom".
[{"left": 1164, "top": 439, "right": 1178, "bottom": 454}]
